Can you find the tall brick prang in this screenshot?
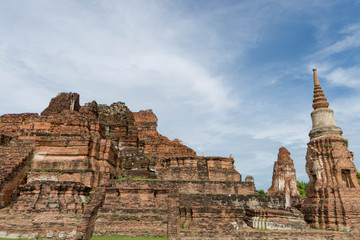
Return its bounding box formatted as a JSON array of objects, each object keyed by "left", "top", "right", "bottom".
[
  {"left": 302, "top": 69, "right": 360, "bottom": 232},
  {"left": 267, "top": 147, "right": 299, "bottom": 207}
]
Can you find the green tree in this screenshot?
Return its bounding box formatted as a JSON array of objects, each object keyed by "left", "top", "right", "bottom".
[
  {"left": 357, "top": 172, "right": 360, "bottom": 185},
  {"left": 296, "top": 180, "right": 309, "bottom": 197},
  {"left": 258, "top": 190, "right": 266, "bottom": 195}
]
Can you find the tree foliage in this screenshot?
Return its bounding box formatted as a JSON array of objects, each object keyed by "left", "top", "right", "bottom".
[
  {"left": 258, "top": 190, "right": 266, "bottom": 195},
  {"left": 357, "top": 172, "right": 360, "bottom": 185},
  {"left": 296, "top": 180, "right": 308, "bottom": 197}
]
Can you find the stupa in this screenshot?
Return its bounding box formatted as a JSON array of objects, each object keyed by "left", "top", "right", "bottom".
[{"left": 302, "top": 69, "right": 360, "bottom": 232}]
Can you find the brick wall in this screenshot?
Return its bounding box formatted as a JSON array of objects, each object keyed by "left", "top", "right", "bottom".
[
  {"left": 94, "top": 180, "right": 179, "bottom": 238},
  {"left": 303, "top": 136, "right": 360, "bottom": 232},
  {"left": 0, "top": 181, "right": 94, "bottom": 239},
  {"left": 0, "top": 141, "right": 33, "bottom": 208},
  {"left": 157, "top": 156, "right": 241, "bottom": 182}
]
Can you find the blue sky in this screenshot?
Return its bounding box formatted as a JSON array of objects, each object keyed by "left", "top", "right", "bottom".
[{"left": 1, "top": 0, "right": 360, "bottom": 190}]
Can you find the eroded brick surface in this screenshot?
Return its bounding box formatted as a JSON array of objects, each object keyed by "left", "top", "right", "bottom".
[
  {"left": 179, "top": 194, "right": 307, "bottom": 234},
  {"left": 156, "top": 156, "right": 242, "bottom": 182},
  {"left": 0, "top": 91, "right": 359, "bottom": 239},
  {"left": 0, "top": 181, "right": 96, "bottom": 239},
  {"left": 0, "top": 141, "right": 33, "bottom": 208},
  {"left": 94, "top": 181, "right": 178, "bottom": 238},
  {"left": 134, "top": 110, "right": 196, "bottom": 159},
  {"left": 41, "top": 92, "right": 80, "bottom": 116},
  {"left": 301, "top": 70, "right": 360, "bottom": 233},
  {"left": 302, "top": 136, "right": 360, "bottom": 232},
  {"left": 267, "top": 147, "right": 299, "bottom": 201}
]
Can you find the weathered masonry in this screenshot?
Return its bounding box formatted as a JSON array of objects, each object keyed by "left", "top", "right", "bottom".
[{"left": 0, "top": 70, "right": 359, "bottom": 239}]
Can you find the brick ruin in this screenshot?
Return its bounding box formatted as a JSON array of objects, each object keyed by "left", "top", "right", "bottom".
[
  {"left": 0, "top": 69, "right": 359, "bottom": 239},
  {"left": 267, "top": 147, "right": 299, "bottom": 208},
  {"left": 301, "top": 69, "right": 360, "bottom": 232}
]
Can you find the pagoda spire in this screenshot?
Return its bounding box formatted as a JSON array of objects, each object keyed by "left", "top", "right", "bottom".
[
  {"left": 312, "top": 69, "right": 329, "bottom": 110},
  {"left": 309, "top": 69, "right": 342, "bottom": 139}
]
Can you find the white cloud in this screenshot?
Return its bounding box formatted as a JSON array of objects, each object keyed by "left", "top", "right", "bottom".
[
  {"left": 317, "top": 24, "right": 360, "bottom": 56},
  {"left": 0, "top": 0, "right": 238, "bottom": 116},
  {"left": 250, "top": 121, "right": 309, "bottom": 145},
  {"left": 326, "top": 66, "right": 360, "bottom": 88}
]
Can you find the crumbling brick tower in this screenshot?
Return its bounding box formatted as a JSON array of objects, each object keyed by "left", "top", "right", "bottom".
[
  {"left": 302, "top": 69, "right": 360, "bottom": 232},
  {"left": 267, "top": 147, "right": 299, "bottom": 208}
]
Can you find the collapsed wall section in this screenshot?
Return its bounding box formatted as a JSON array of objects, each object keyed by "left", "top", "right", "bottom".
[
  {"left": 134, "top": 110, "right": 196, "bottom": 159},
  {"left": 97, "top": 103, "right": 156, "bottom": 179},
  {"left": 41, "top": 92, "right": 80, "bottom": 116}
]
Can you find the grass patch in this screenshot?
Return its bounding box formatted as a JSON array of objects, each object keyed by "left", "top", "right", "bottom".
[
  {"left": 27, "top": 153, "right": 34, "bottom": 170},
  {"left": 132, "top": 178, "right": 159, "bottom": 181},
  {"left": 116, "top": 176, "right": 159, "bottom": 181},
  {"left": 90, "top": 236, "right": 167, "bottom": 240}
]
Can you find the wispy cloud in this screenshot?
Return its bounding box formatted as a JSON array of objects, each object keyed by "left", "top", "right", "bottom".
[
  {"left": 0, "top": 0, "right": 239, "bottom": 116},
  {"left": 327, "top": 66, "right": 360, "bottom": 88},
  {"left": 316, "top": 24, "right": 360, "bottom": 57}
]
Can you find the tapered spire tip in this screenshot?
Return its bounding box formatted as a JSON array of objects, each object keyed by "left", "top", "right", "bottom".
[
  {"left": 313, "top": 68, "right": 320, "bottom": 87},
  {"left": 312, "top": 69, "right": 329, "bottom": 110}
]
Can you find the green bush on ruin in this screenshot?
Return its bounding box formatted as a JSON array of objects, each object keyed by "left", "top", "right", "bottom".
[
  {"left": 258, "top": 190, "right": 266, "bottom": 195},
  {"left": 296, "top": 180, "right": 308, "bottom": 197}
]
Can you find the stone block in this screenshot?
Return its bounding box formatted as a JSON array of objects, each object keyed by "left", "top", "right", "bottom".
[
  {"left": 0, "top": 231, "right": 7, "bottom": 238},
  {"left": 6, "top": 233, "right": 20, "bottom": 239}
]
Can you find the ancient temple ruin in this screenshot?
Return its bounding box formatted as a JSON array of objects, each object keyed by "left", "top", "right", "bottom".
[
  {"left": 0, "top": 70, "right": 359, "bottom": 239},
  {"left": 267, "top": 147, "right": 299, "bottom": 207},
  {"left": 302, "top": 69, "right": 360, "bottom": 232}
]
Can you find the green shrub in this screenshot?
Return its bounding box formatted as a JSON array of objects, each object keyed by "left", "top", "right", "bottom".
[
  {"left": 296, "top": 180, "right": 309, "bottom": 197},
  {"left": 258, "top": 190, "right": 266, "bottom": 195}
]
